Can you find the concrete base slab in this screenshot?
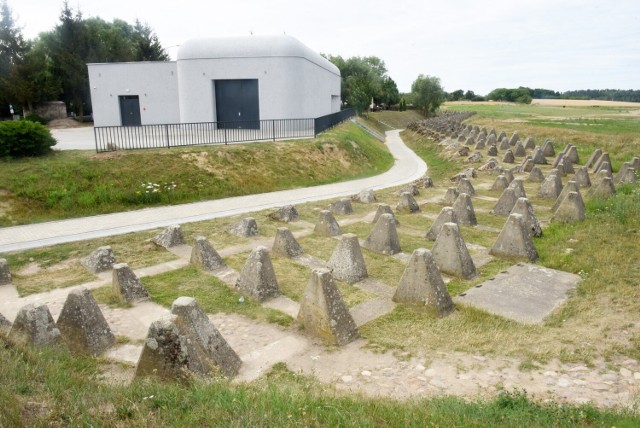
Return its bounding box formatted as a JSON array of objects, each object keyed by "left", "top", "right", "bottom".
[
  {"left": 263, "top": 295, "right": 300, "bottom": 318},
  {"left": 350, "top": 298, "right": 396, "bottom": 327},
  {"left": 454, "top": 263, "right": 580, "bottom": 324}
]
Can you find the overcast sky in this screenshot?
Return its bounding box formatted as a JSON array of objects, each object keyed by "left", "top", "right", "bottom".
[{"left": 9, "top": 0, "right": 640, "bottom": 94}]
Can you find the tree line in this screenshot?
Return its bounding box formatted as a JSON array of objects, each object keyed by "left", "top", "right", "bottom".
[{"left": 0, "top": 0, "right": 167, "bottom": 117}]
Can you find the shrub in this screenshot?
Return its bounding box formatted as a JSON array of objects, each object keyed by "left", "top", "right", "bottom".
[
  {"left": 0, "top": 120, "right": 57, "bottom": 157},
  {"left": 24, "top": 113, "right": 48, "bottom": 125}
]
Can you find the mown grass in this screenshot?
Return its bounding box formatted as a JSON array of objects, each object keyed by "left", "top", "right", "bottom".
[
  {"left": 0, "top": 122, "right": 393, "bottom": 226},
  {"left": 1, "top": 340, "right": 636, "bottom": 427},
  {"left": 357, "top": 110, "right": 426, "bottom": 133},
  {"left": 140, "top": 266, "right": 293, "bottom": 327},
  {"left": 3, "top": 229, "right": 177, "bottom": 296}
]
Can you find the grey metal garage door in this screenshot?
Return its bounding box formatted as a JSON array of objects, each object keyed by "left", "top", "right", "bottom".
[{"left": 214, "top": 79, "right": 260, "bottom": 129}]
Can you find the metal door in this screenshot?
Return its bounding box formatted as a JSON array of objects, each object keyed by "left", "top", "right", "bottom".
[
  {"left": 214, "top": 79, "right": 259, "bottom": 129},
  {"left": 119, "top": 95, "right": 141, "bottom": 126}
]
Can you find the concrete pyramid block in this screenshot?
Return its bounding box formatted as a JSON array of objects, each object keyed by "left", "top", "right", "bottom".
[
  {"left": 508, "top": 179, "right": 527, "bottom": 199},
  {"left": 0, "top": 312, "right": 11, "bottom": 333},
  {"left": 297, "top": 269, "right": 360, "bottom": 346},
  {"left": 82, "top": 246, "right": 115, "bottom": 273},
  {"left": 235, "top": 246, "right": 280, "bottom": 302},
  {"left": 589, "top": 176, "right": 616, "bottom": 199},
  {"left": 566, "top": 145, "right": 579, "bottom": 164},
  {"left": 328, "top": 234, "right": 368, "bottom": 284},
  {"left": 492, "top": 188, "right": 518, "bottom": 216},
  {"left": 9, "top": 303, "right": 61, "bottom": 346},
  {"left": 573, "top": 166, "right": 592, "bottom": 188},
  {"left": 426, "top": 207, "right": 458, "bottom": 241},
  {"left": 552, "top": 180, "right": 580, "bottom": 213},
  {"left": 556, "top": 161, "right": 568, "bottom": 177},
  {"left": 491, "top": 175, "right": 509, "bottom": 192},
  {"left": 0, "top": 258, "right": 11, "bottom": 285},
  {"left": 443, "top": 187, "right": 459, "bottom": 205},
  {"left": 227, "top": 217, "right": 259, "bottom": 237},
  {"left": 57, "top": 287, "right": 115, "bottom": 356},
  {"left": 538, "top": 174, "right": 563, "bottom": 199},
  {"left": 272, "top": 227, "right": 304, "bottom": 258},
  {"left": 396, "top": 191, "right": 420, "bottom": 213},
  {"left": 504, "top": 169, "right": 515, "bottom": 184},
  {"left": 618, "top": 167, "right": 637, "bottom": 184},
  {"left": 532, "top": 147, "right": 547, "bottom": 164},
  {"left": 363, "top": 213, "right": 402, "bottom": 255},
  {"left": 432, "top": 223, "right": 477, "bottom": 279},
  {"left": 593, "top": 168, "right": 613, "bottom": 186},
  {"left": 502, "top": 149, "right": 515, "bottom": 163},
  {"left": 268, "top": 205, "right": 299, "bottom": 222},
  {"left": 497, "top": 130, "right": 506, "bottom": 141},
  {"left": 456, "top": 177, "right": 476, "bottom": 196},
  {"left": 614, "top": 162, "right": 635, "bottom": 184},
  {"left": 190, "top": 236, "right": 226, "bottom": 271},
  {"left": 585, "top": 148, "right": 602, "bottom": 169},
  {"left": 631, "top": 157, "right": 640, "bottom": 170},
  {"left": 452, "top": 193, "right": 477, "bottom": 226},
  {"left": 513, "top": 141, "right": 526, "bottom": 157},
  {"left": 400, "top": 183, "right": 420, "bottom": 196},
  {"left": 112, "top": 263, "right": 150, "bottom": 303},
  {"left": 136, "top": 314, "right": 211, "bottom": 381},
  {"left": 524, "top": 136, "right": 535, "bottom": 150},
  {"left": 563, "top": 158, "right": 575, "bottom": 174},
  {"left": 393, "top": 248, "right": 454, "bottom": 316},
  {"left": 486, "top": 134, "right": 497, "bottom": 146},
  {"left": 490, "top": 214, "right": 539, "bottom": 262},
  {"left": 314, "top": 210, "right": 342, "bottom": 236},
  {"left": 510, "top": 197, "right": 542, "bottom": 237},
  {"left": 372, "top": 204, "right": 398, "bottom": 225},
  {"left": 355, "top": 189, "right": 377, "bottom": 203},
  {"left": 522, "top": 158, "right": 534, "bottom": 173},
  {"left": 152, "top": 225, "right": 184, "bottom": 248},
  {"left": 330, "top": 198, "right": 354, "bottom": 215},
  {"left": 498, "top": 138, "right": 510, "bottom": 151},
  {"left": 420, "top": 176, "right": 434, "bottom": 188},
  {"left": 474, "top": 140, "right": 486, "bottom": 150},
  {"left": 487, "top": 145, "right": 498, "bottom": 156},
  {"left": 509, "top": 132, "right": 519, "bottom": 146},
  {"left": 527, "top": 166, "right": 545, "bottom": 183},
  {"left": 465, "top": 137, "right": 475, "bottom": 146},
  {"left": 552, "top": 192, "right": 586, "bottom": 223},
  {"left": 551, "top": 152, "right": 565, "bottom": 169},
  {"left": 542, "top": 140, "right": 555, "bottom": 157},
  {"left": 171, "top": 296, "right": 241, "bottom": 378},
  {"left": 592, "top": 152, "right": 611, "bottom": 173}
]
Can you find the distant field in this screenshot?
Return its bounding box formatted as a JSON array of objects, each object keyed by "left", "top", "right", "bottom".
[{"left": 532, "top": 99, "right": 640, "bottom": 108}]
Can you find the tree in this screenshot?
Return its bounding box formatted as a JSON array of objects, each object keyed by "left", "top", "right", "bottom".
[
  {"left": 324, "top": 54, "right": 400, "bottom": 113},
  {"left": 449, "top": 89, "right": 464, "bottom": 101},
  {"left": 411, "top": 74, "right": 445, "bottom": 116},
  {"left": 0, "top": 0, "right": 27, "bottom": 109},
  {"left": 133, "top": 20, "right": 169, "bottom": 61}
]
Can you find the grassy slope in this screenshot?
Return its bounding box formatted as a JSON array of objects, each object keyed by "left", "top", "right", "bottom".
[
  {"left": 0, "top": 122, "right": 393, "bottom": 226},
  {"left": 0, "top": 341, "right": 635, "bottom": 427}
]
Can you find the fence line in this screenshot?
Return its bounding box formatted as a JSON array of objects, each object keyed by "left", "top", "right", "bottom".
[{"left": 94, "top": 109, "right": 355, "bottom": 153}]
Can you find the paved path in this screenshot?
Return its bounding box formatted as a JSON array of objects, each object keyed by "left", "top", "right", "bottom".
[{"left": 0, "top": 130, "right": 426, "bottom": 253}]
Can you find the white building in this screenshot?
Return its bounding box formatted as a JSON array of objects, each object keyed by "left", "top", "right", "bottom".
[{"left": 88, "top": 35, "right": 341, "bottom": 127}]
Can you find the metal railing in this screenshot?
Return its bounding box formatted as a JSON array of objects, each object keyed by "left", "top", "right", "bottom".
[
  {"left": 314, "top": 108, "right": 355, "bottom": 135},
  {"left": 94, "top": 110, "right": 355, "bottom": 152}
]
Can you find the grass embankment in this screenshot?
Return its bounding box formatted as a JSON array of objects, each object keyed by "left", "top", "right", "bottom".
[
  {"left": 356, "top": 110, "right": 426, "bottom": 135},
  {"left": 0, "top": 122, "right": 393, "bottom": 226},
  {"left": 0, "top": 341, "right": 635, "bottom": 427}
]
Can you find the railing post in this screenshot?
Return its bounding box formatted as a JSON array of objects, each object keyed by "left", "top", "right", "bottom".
[
  {"left": 224, "top": 126, "right": 228, "bottom": 145},
  {"left": 272, "top": 119, "right": 276, "bottom": 141},
  {"left": 94, "top": 127, "right": 99, "bottom": 153},
  {"left": 165, "top": 124, "right": 170, "bottom": 148}
]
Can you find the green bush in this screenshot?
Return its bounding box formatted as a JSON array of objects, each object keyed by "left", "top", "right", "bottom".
[
  {"left": 0, "top": 120, "right": 57, "bottom": 157},
  {"left": 24, "top": 113, "right": 48, "bottom": 125}
]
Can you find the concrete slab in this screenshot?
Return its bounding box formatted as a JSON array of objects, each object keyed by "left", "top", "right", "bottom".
[{"left": 454, "top": 263, "right": 580, "bottom": 324}]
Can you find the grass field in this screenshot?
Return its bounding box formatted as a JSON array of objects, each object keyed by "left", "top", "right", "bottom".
[{"left": 2, "top": 106, "right": 640, "bottom": 425}]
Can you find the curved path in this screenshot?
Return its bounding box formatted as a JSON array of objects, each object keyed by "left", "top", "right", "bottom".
[{"left": 0, "top": 130, "right": 426, "bottom": 253}]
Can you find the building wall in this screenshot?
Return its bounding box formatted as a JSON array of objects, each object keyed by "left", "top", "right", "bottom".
[
  {"left": 88, "top": 62, "right": 179, "bottom": 127},
  {"left": 176, "top": 56, "right": 340, "bottom": 123}
]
